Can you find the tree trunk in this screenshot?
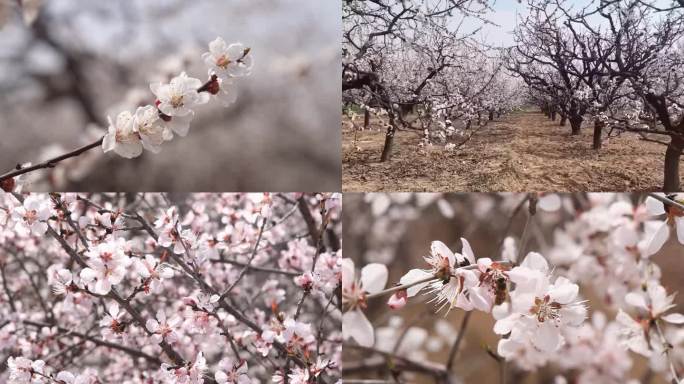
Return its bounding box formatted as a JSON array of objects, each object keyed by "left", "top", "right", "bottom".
[
  {"left": 559, "top": 115, "right": 567, "bottom": 126},
  {"left": 496, "top": 111, "right": 501, "bottom": 118},
  {"left": 569, "top": 115, "right": 582, "bottom": 135},
  {"left": 592, "top": 120, "right": 604, "bottom": 149},
  {"left": 477, "top": 112, "right": 482, "bottom": 126},
  {"left": 380, "top": 109, "right": 398, "bottom": 162},
  {"left": 466, "top": 120, "right": 471, "bottom": 130},
  {"left": 380, "top": 125, "right": 395, "bottom": 162},
  {"left": 551, "top": 109, "right": 557, "bottom": 121},
  {"left": 363, "top": 109, "right": 370, "bottom": 129},
  {"left": 664, "top": 137, "right": 683, "bottom": 191},
  {"left": 489, "top": 110, "right": 494, "bottom": 121}
]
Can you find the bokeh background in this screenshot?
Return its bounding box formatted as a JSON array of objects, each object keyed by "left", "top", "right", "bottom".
[
  {"left": 343, "top": 192, "right": 684, "bottom": 384},
  {"left": 0, "top": 0, "right": 340, "bottom": 191}
]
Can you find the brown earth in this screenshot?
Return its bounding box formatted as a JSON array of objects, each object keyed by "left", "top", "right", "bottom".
[{"left": 342, "top": 110, "right": 683, "bottom": 192}]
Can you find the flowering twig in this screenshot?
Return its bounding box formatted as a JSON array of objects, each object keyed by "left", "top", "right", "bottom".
[
  {"left": 364, "top": 274, "right": 439, "bottom": 301},
  {"left": 222, "top": 217, "right": 267, "bottom": 297},
  {"left": 27, "top": 193, "right": 187, "bottom": 366},
  {"left": 131, "top": 211, "right": 307, "bottom": 367},
  {"left": 365, "top": 261, "right": 513, "bottom": 301},
  {"left": 21, "top": 319, "right": 163, "bottom": 365},
  {"left": 653, "top": 319, "right": 681, "bottom": 383},
  {"left": 0, "top": 37, "right": 252, "bottom": 188}
]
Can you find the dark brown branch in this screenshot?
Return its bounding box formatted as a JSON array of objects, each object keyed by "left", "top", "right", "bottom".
[
  {"left": 0, "top": 138, "right": 104, "bottom": 182},
  {"left": 21, "top": 320, "right": 162, "bottom": 365}
]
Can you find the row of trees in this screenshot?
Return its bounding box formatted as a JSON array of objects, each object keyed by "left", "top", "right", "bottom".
[
  {"left": 507, "top": 0, "right": 684, "bottom": 190},
  {"left": 344, "top": 0, "right": 684, "bottom": 191},
  {"left": 343, "top": 0, "right": 523, "bottom": 161}
]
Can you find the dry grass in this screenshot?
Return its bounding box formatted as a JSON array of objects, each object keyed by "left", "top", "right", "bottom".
[{"left": 343, "top": 110, "right": 683, "bottom": 192}]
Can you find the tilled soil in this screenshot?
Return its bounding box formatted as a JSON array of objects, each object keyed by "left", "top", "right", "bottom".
[{"left": 342, "top": 110, "right": 682, "bottom": 192}]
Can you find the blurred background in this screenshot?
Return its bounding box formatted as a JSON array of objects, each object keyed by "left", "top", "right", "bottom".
[
  {"left": 0, "top": 0, "right": 340, "bottom": 191},
  {"left": 343, "top": 192, "right": 684, "bottom": 384}
]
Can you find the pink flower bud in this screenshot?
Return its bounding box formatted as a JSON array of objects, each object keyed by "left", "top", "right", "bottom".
[{"left": 388, "top": 290, "right": 407, "bottom": 310}]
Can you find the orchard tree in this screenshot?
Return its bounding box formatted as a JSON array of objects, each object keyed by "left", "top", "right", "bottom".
[
  {"left": 583, "top": 0, "right": 684, "bottom": 190},
  {"left": 343, "top": 0, "right": 499, "bottom": 161}
]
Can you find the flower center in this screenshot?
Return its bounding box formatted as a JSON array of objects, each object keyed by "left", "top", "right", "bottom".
[
  {"left": 342, "top": 281, "right": 367, "bottom": 311},
  {"left": 115, "top": 129, "right": 138, "bottom": 144},
  {"left": 170, "top": 94, "right": 185, "bottom": 108},
  {"left": 531, "top": 295, "right": 562, "bottom": 323},
  {"left": 100, "top": 252, "right": 114, "bottom": 263},
  {"left": 217, "top": 55, "right": 231, "bottom": 69},
  {"left": 23, "top": 209, "right": 38, "bottom": 224},
  {"left": 160, "top": 324, "right": 172, "bottom": 337}
]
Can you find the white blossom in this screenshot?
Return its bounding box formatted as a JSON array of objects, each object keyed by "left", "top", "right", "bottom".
[
  {"left": 202, "top": 37, "right": 253, "bottom": 80},
  {"left": 102, "top": 110, "right": 143, "bottom": 159}
]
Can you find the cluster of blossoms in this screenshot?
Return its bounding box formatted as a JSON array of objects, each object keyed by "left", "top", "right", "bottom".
[
  {"left": 102, "top": 37, "right": 253, "bottom": 158},
  {"left": 0, "top": 192, "right": 341, "bottom": 383},
  {"left": 342, "top": 193, "right": 684, "bottom": 384}
]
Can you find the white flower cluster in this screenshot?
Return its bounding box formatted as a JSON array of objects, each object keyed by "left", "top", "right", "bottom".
[
  {"left": 7, "top": 356, "right": 95, "bottom": 384},
  {"left": 493, "top": 252, "right": 586, "bottom": 369},
  {"left": 102, "top": 37, "right": 252, "bottom": 158}
]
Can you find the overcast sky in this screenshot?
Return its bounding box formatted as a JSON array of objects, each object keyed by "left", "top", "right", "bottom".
[{"left": 469, "top": 0, "right": 671, "bottom": 47}]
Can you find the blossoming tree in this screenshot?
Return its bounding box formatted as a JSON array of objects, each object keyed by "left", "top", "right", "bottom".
[
  {"left": 342, "top": 0, "right": 525, "bottom": 160},
  {"left": 342, "top": 192, "right": 684, "bottom": 384},
  {"left": 0, "top": 192, "right": 341, "bottom": 383},
  {"left": 507, "top": 0, "right": 684, "bottom": 190}
]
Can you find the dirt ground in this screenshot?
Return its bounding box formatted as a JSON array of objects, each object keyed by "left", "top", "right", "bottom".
[{"left": 342, "top": 110, "right": 683, "bottom": 192}]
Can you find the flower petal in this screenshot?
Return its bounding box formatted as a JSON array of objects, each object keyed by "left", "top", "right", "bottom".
[
  {"left": 532, "top": 321, "right": 560, "bottom": 352},
  {"left": 645, "top": 196, "right": 666, "bottom": 216},
  {"left": 538, "top": 194, "right": 561, "bottom": 211},
  {"left": 431, "top": 241, "right": 455, "bottom": 266},
  {"left": 662, "top": 313, "right": 684, "bottom": 324},
  {"left": 645, "top": 222, "right": 669, "bottom": 256},
  {"left": 675, "top": 217, "right": 684, "bottom": 245},
  {"left": 399, "top": 269, "right": 433, "bottom": 297},
  {"left": 360, "top": 263, "right": 388, "bottom": 294},
  {"left": 342, "top": 309, "right": 374, "bottom": 347},
  {"left": 460, "top": 238, "right": 475, "bottom": 264}
]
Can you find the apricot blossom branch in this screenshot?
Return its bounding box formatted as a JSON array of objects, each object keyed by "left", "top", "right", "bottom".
[{"left": 0, "top": 37, "right": 253, "bottom": 190}]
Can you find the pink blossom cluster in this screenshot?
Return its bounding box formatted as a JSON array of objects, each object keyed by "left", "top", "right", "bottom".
[{"left": 0, "top": 192, "right": 341, "bottom": 383}]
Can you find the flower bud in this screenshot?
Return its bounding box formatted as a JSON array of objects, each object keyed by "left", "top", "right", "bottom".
[
  {"left": 388, "top": 289, "right": 407, "bottom": 310},
  {"left": 0, "top": 177, "right": 15, "bottom": 192}
]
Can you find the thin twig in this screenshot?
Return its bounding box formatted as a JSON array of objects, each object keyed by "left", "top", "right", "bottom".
[
  {"left": 222, "top": 218, "right": 267, "bottom": 298},
  {"left": 365, "top": 275, "right": 438, "bottom": 301},
  {"left": 445, "top": 311, "right": 472, "bottom": 372},
  {"left": 654, "top": 319, "right": 681, "bottom": 383},
  {"left": 21, "top": 320, "right": 162, "bottom": 365},
  {"left": 0, "top": 139, "right": 104, "bottom": 182}
]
